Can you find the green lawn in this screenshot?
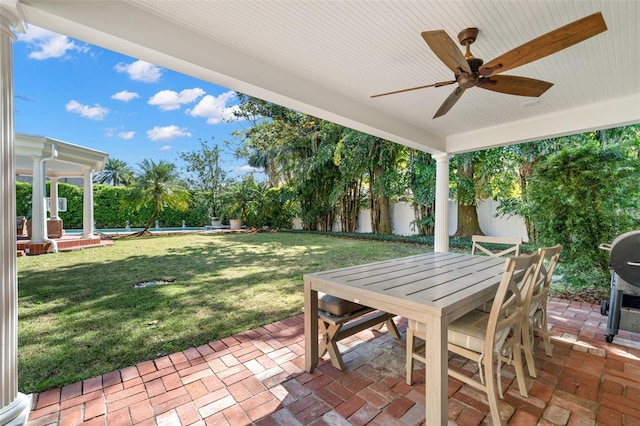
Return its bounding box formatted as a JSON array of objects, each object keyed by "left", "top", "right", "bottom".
[{"left": 17, "top": 231, "right": 430, "bottom": 393}]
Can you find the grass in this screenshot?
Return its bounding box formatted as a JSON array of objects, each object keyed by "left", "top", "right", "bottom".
[{"left": 17, "top": 231, "right": 430, "bottom": 393}]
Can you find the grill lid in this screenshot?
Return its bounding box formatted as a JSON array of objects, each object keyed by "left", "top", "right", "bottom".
[{"left": 610, "top": 230, "right": 640, "bottom": 286}]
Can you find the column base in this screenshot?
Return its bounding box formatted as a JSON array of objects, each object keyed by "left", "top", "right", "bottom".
[{"left": 0, "top": 393, "right": 31, "bottom": 426}]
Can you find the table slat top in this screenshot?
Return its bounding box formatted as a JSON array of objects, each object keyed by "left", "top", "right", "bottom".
[{"left": 304, "top": 252, "right": 506, "bottom": 317}]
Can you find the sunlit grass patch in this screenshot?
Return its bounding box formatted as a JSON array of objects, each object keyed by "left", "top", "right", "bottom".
[{"left": 18, "top": 231, "right": 430, "bottom": 393}]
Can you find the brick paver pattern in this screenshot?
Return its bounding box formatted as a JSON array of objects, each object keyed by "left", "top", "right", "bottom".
[{"left": 26, "top": 298, "right": 640, "bottom": 425}]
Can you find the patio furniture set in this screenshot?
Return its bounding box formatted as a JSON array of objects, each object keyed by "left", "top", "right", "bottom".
[{"left": 305, "top": 236, "right": 562, "bottom": 426}]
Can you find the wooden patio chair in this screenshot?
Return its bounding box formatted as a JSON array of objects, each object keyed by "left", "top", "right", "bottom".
[
  {"left": 406, "top": 253, "right": 540, "bottom": 425},
  {"left": 472, "top": 235, "right": 523, "bottom": 313},
  {"left": 521, "top": 244, "right": 562, "bottom": 378},
  {"left": 471, "top": 235, "right": 522, "bottom": 257}
]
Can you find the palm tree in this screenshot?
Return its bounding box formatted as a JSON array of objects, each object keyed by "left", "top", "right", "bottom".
[
  {"left": 123, "top": 159, "right": 190, "bottom": 236},
  {"left": 98, "top": 158, "right": 134, "bottom": 186}
]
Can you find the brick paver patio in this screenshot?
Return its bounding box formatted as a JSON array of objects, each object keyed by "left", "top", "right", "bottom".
[{"left": 26, "top": 298, "right": 640, "bottom": 425}]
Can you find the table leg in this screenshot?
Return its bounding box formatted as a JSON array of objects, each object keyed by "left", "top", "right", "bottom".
[
  {"left": 304, "top": 279, "right": 319, "bottom": 372},
  {"left": 423, "top": 314, "right": 448, "bottom": 425}
]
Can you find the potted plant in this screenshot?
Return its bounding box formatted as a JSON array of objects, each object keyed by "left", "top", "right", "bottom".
[{"left": 220, "top": 177, "right": 259, "bottom": 229}]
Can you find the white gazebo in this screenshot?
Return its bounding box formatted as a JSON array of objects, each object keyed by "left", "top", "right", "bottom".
[
  {"left": 15, "top": 133, "right": 108, "bottom": 254},
  {"left": 0, "top": 1, "right": 638, "bottom": 424}
]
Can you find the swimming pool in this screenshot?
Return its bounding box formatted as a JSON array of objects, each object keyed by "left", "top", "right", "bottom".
[{"left": 64, "top": 226, "right": 226, "bottom": 235}]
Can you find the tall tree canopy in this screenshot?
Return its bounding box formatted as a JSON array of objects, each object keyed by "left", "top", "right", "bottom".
[
  {"left": 526, "top": 132, "right": 640, "bottom": 288},
  {"left": 179, "top": 138, "right": 227, "bottom": 219},
  {"left": 97, "top": 158, "right": 134, "bottom": 186},
  {"left": 123, "top": 159, "right": 190, "bottom": 235}
]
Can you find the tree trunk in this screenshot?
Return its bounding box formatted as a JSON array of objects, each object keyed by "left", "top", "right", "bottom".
[
  {"left": 519, "top": 159, "right": 538, "bottom": 243},
  {"left": 413, "top": 202, "right": 434, "bottom": 235},
  {"left": 369, "top": 167, "right": 392, "bottom": 234},
  {"left": 454, "top": 160, "right": 483, "bottom": 237},
  {"left": 340, "top": 180, "right": 360, "bottom": 233},
  {"left": 455, "top": 204, "right": 483, "bottom": 238}
]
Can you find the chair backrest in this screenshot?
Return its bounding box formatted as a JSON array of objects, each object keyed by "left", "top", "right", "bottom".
[
  {"left": 524, "top": 244, "right": 562, "bottom": 314},
  {"left": 538, "top": 244, "right": 562, "bottom": 291},
  {"left": 485, "top": 252, "right": 540, "bottom": 361},
  {"left": 471, "top": 235, "right": 522, "bottom": 257}
]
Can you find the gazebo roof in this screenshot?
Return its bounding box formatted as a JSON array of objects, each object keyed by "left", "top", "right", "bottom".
[{"left": 15, "top": 133, "right": 109, "bottom": 178}]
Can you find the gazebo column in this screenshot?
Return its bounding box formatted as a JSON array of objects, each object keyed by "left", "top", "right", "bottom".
[
  {"left": 49, "top": 177, "right": 59, "bottom": 219},
  {"left": 82, "top": 169, "right": 95, "bottom": 238},
  {"left": 433, "top": 153, "right": 451, "bottom": 253},
  {"left": 29, "top": 157, "right": 47, "bottom": 243},
  {"left": 0, "top": 4, "right": 31, "bottom": 425}
]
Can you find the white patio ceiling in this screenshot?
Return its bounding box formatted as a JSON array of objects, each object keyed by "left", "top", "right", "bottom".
[{"left": 18, "top": 0, "right": 640, "bottom": 155}]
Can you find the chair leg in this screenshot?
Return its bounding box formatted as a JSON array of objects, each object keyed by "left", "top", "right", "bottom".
[
  {"left": 512, "top": 341, "right": 528, "bottom": 398},
  {"left": 406, "top": 327, "right": 415, "bottom": 385},
  {"left": 483, "top": 358, "right": 502, "bottom": 426},
  {"left": 539, "top": 308, "right": 553, "bottom": 357},
  {"left": 521, "top": 320, "right": 537, "bottom": 378}
]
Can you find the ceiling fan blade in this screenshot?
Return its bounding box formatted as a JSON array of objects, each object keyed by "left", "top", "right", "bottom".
[
  {"left": 479, "top": 12, "right": 607, "bottom": 77},
  {"left": 433, "top": 87, "right": 465, "bottom": 118},
  {"left": 371, "top": 80, "right": 456, "bottom": 98},
  {"left": 422, "top": 30, "right": 471, "bottom": 74},
  {"left": 477, "top": 75, "right": 553, "bottom": 97}
]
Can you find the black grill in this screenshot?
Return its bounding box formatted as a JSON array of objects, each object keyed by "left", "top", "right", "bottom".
[{"left": 599, "top": 230, "right": 640, "bottom": 343}]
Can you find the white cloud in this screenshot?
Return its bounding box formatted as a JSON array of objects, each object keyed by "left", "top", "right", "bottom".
[
  {"left": 146, "top": 125, "right": 191, "bottom": 141},
  {"left": 111, "top": 90, "right": 140, "bottom": 102},
  {"left": 114, "top": 60, "right": 162, "bottom": 83},
  {"left": 148, "top": 88, "right": 205, "bottom": 111},
  {"left": 160, "top": 145, "right": 172, "bottom": 151},
  {"left": 119, "top": 131, "right": 136, "bottom": 140},
  {"left": 65, "top": 100, "right": 109, "bottom": 120},
  {"left": 18, "top": 26, "right": 88, "bottom": 60},
  {"left": 232, "top": 165, "right": 263, "bottom": 173},
  {"left": 186, "top": 91, "right": 241, "bottom": 124}
]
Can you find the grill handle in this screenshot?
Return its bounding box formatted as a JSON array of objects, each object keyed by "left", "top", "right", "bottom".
[
  {"left": 627, "top": 261, "right": 640, "bottom": 267},
  {"left": 599, "top": 243, "right": 612, "bottom": 251}
]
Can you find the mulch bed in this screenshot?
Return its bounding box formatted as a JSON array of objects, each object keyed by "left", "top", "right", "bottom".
[{"left": 552, "top": 288, "right": 610, "bottom": 305}]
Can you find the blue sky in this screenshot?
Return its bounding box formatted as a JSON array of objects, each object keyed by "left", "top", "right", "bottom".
[{"left": 13, "top": 25, "right": 256, "bottom": 177}]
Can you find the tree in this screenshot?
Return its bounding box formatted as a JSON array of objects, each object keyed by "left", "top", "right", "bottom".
[
  {"left": 495, "top": 125, "right": 640, "bottom": 244},
  {"left": 527, "top": 139, "right": 640, "bottom": 288},
  {"left": 450, "top": 152, "right": 484, "bottom": 237},
  {"left": 97, "top": 158, "right": 134, "bottom": 186},
  {"left": 408, "top": 150, "right": 437, "bottom": 235},
  {"left": 123, "top": 159, "right": 190, "bottom": 236},
  {"left": 220, "top": 175, "right": 261, "bottom": 226},
  {"left": 179, "top": 138, "right": 227, "bottom": 220},
  {"left": 492, "top": 139, "right": 564, "bottom": 243}
]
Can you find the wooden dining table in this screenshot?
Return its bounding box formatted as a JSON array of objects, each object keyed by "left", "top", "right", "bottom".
[{"left": 303, "top": 251, "right": 508, "bottom": 425}]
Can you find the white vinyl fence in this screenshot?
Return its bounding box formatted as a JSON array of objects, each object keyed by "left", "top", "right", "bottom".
[{"left": 292, "top": 199, "right": 529, "bottom": 242}]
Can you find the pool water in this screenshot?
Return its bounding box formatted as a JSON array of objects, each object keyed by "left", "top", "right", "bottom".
[{"left": 64, "top": 226, "right": 222, "bottom": 235}]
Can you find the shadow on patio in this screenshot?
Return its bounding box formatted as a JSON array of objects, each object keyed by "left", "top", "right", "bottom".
[{"left": 27, "top": 298, "right": 640, "bottom": 425}]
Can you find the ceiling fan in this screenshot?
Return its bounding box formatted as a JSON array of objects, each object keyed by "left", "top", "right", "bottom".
[{"left": 371, "top": 12, "right": 607, "bottom": 118}]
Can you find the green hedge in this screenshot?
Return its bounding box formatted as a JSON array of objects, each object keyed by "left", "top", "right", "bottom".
[{"left": 16, "top": 182, "right": 211, "bottom": 229}]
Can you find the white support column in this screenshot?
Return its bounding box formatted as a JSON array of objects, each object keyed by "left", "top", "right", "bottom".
[
  {"left": 82, "top": 169, "right": 94, "bottom": 238},
  {"left": 49, "top": 177, "right": 58, "bottom": 219},
  {"left": 432, "top": 153, "right": 451, "bottom": 253},
  {"left": 0, "top": 4, "right": 31, "bottom": 425},
  {"left": 29, "top": 157, "right": 46, "bottom": 243}
]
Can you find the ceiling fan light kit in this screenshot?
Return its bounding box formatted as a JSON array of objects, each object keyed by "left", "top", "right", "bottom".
[{"left": 372, "top": 12, "right": 607, "bottom": 118}]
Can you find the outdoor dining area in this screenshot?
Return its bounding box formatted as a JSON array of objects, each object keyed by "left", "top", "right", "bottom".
[{"left": 26, "top": 237, "right": 640, "bottom": 425}]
